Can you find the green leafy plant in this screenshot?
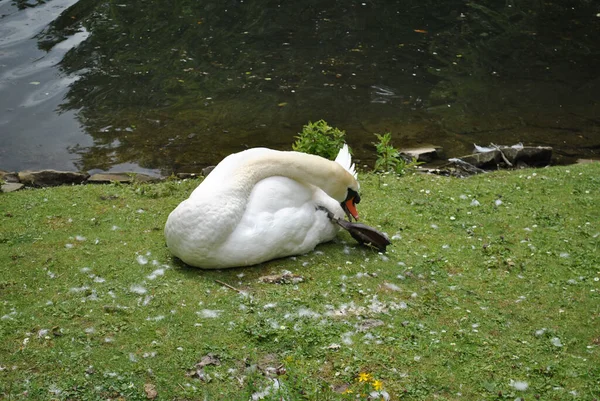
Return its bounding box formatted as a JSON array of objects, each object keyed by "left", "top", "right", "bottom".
[
  {"left": 373, "top": 132, "right": 404, "bottom": 174},
  {"left": 292, "top": 119, "right": 347, "bottom": 159},
  {"left": 373, "top": 132, "right": 421, "bottom": 175}
]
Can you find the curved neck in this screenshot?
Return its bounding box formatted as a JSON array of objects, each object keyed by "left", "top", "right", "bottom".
[{"left": 237, "top": 151, "right": 352, "bottom": 201}]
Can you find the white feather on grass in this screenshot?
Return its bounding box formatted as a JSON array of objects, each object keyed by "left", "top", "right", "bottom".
[{"left": 474, "top": 143, "right": 495, "bottom": 153}]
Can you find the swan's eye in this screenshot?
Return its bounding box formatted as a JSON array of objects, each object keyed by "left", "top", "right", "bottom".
[{"left": 346, "top": 188, "right": 360, "bottom": 204}]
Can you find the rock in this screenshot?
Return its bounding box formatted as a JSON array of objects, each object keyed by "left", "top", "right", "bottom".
[
  {"left": 1, "top": 182, "right": 24, "bottom": 193},
  {"left": 0, "top": 170, "right": 19, "bottom": 183},
  {"left": 419, "top": 158, "right": 487, "bottom": 178},
  {"left": 459, "top": 150, "right": 502, "bottom": 168},
  {"left": 87, "top": 173, "right": 133, "bottom": 183},
  {"left": 201, "top": 166, "right": 216, "bottom": 177},
  {"left": 176, "top": 172, "right": 201, "bottom": 179},
  {"left": 575, "top": 158, "right": 600, "bottom": 164},
  {"left": 501, "top": 146, "right": 552, "bottom": 167},
  {"left": 87, "top": 173, "right": 160, "bottom": 184},
  {"left": 399, "top": 145, "right": 442, "bottom": 162},
  {"left": 18, "top": 170, "right": 89, "bottom": 187},
  {"left": 458, "top": 146, "right": 552, "bottom": 169}
]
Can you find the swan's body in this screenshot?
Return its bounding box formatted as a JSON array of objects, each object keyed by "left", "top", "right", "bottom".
[{"left": 164, "top": 146, "right": 359, "bottom": 269}]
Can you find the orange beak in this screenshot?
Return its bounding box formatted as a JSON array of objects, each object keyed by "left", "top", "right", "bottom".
[{"left": 344, "top": 198, "right": 359, "bottom": 221}]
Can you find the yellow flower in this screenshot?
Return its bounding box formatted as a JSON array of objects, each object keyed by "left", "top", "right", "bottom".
[
  {"left": 342, "top": 389, "right": 353, "bottom": 394},
  {"left": 358, "top": 372, "right": 372, "bottom": 382},
  {"left": 372, "top": 379, "right": 383, "bottom": 391}
]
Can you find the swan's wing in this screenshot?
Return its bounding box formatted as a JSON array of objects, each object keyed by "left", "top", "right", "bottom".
[
  {"left": 334, "top": 144, "right": 357, "bottom": 179},
  {"left": 219, "top": 177, "right": 340, "bottom": 265},
  {"left": 191, "top": 148, "right": 275, "bottom": 197}
]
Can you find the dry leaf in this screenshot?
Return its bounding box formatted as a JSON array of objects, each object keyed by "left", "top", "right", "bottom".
[{"left": 144, "top": 383, "right": 157, "bottom": 399}]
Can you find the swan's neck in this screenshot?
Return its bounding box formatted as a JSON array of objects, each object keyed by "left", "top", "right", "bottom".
[{"left": 238, "top": 151, "right": 348, "bottom": 201}]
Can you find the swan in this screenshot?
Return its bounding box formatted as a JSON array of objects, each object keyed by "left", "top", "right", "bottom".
[{"left": 164, "top": 145, "right": 360, "bottom": 269}]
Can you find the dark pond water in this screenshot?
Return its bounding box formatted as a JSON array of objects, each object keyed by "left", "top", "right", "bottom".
[{"left": 1, "top": 0, "right": 599, "bottom": 175}]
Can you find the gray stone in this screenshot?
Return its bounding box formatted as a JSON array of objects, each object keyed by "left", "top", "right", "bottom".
[
  {"left": 87, "top": 172, "right": 160, "bottom": 184},
  {"left": 418, "top": 158, "right": 487, "bottom": 178},
  {"left": 0, "top": 170, "right": 19, "bottom": 183},
  {"left": 459, "top": 150, "right": 502, "bottom": 168},
  {"left": 1, "top": 182, "right": 24, "bottom": 193},
  {"left": 458, "top": 146, "right": 553, "bottom": 169},
  {"left": 18, "top": 170, "right": 89, "bottom": 187},
  {"left": 176, "top": 172, "right": 201, "bottom": 179},
  {"left": 87, "top": 173, "right": 133, "bottom": 183},
  {"left": 501, "top": 146, "right": 552, "bottom": 167},
  {"left": 201, "top": 166, "right": 216, "bottom": 177},
  {"left": 399, "top": 145, "right": 442, "bottom": 162}
]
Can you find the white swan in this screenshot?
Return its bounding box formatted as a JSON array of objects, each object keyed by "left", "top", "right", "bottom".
[{"left": 164, "top": 145, "right": 360, "bottom": 269}]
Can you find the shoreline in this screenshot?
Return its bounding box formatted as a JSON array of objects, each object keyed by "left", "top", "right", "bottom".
[{"left": 2, "top": 145, "right": 598, "bottom": 193}]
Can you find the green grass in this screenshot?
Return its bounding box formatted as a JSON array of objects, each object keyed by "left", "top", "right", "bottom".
[{"left": 1, "top": 164, "right": 599, "bottom": 400}]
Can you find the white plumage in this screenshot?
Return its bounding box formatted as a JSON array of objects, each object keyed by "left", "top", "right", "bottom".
[
  {"left": 334, "top": 144, "right": 357, "bottom": 180},
  {"left": 164, "top": 146, "right": 360, "bottom": 269}
]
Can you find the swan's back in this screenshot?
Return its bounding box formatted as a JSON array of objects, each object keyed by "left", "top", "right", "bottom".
[{"left": 190, "top": 148, "right": 273, "bottom": 198}]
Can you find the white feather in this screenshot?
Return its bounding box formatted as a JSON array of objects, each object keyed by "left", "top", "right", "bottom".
[
  {"left": 473, "top": 143, "right": 495, "bottom": 153},
  {"left": 334, "top": 144, "right": 357, "bottom": 179}
]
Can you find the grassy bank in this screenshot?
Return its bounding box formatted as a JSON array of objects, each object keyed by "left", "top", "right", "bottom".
[{"left": 1, "top": 163, "right": 599, "bottom": 400}]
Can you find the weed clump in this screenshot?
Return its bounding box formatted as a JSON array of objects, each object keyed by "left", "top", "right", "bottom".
[{"left": 292, "top": 119, "right": 348, "bottom": 160}]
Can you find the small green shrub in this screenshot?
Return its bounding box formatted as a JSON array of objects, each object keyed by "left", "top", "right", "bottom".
[
  {"left": 373, "top": 132, "right": 404, "bottom": 173},
  {"left": 373, "top": 132, "right": 421, "bottom": 175},
  {"left": 292, "top": 120, "right": 347, "bottom": 160}
]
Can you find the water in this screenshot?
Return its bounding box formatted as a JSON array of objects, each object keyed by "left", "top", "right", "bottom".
[
  {"left": 0, "top": 0, "right": 89, "bottom": 170},
  {"left": 1, "top": 0, "right": 599, "bottom": 174}
]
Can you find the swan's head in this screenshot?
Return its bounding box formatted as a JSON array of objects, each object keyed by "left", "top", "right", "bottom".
[
  {"left": 310, "top": 165, "right": 360, "bottom": 221},
  {"left": 342, "top": 187, "right": 361, "bottom": 221},
  {"left": 334, "top": 144, "right": 360, "bottom": 221}
]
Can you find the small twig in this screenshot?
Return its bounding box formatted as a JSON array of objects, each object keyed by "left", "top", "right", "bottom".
[
  {"left": 491, "top": 143, "right": 513, "bottom": 167},
  {"left": 214, "top": 279, "right": 243, "bottom": 293}
]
